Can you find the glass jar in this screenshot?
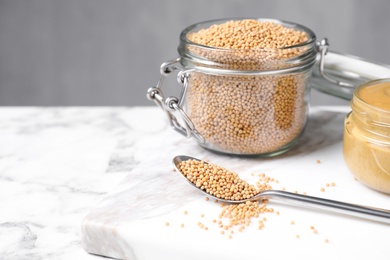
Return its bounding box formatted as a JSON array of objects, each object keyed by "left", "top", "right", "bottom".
[
  {"left": 344, "top": 78, "right": 390, "bottom": 194},
  {"left": 147, "top": 18, "right": 353, "bottom": 156}
]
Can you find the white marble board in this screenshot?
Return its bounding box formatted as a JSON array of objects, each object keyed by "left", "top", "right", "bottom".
[{"left": 81, "top": 106, "right": 390, "bottom": 260}]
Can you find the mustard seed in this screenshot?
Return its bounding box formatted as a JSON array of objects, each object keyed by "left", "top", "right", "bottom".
[
  {"left": 186, "top": 19, "right": 309, "bottom": 155},
  {"left": 178, "top": 160, "right": 260, "bottom": 201},
  {"left": 178, "top": 159, "right": 277, "bottom": 233}
]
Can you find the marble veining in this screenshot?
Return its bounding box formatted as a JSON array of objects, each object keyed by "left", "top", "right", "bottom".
[
  {"left": 1, "top": 107, "right": 390, "bottom": 260},
  {"left": 0, "top": 107, "right": 167, "bottom": 260}
]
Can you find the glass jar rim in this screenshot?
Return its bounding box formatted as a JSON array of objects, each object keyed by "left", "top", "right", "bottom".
[
  {"left": 354, "top": 78, "right": 390, "bottom": 114},
  {"left": 179, "top": 17, "right": 317, "bottom": 51}
]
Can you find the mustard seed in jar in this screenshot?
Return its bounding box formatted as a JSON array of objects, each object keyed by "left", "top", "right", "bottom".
[{"left": 178, "top": 19, "right": 317, "bottom": 156}]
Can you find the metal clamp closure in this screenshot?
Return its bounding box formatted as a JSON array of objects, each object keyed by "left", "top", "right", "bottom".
[
  {"left": 317, "top": 38, "right": 354, "bottom": 88},
  {"left": 147, "top": 58, "right": 204, "bottom": 143}
]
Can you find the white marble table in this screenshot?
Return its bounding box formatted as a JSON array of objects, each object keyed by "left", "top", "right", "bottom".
[{"left": 1, "top": 107, "right": 389, "bottom": 260}]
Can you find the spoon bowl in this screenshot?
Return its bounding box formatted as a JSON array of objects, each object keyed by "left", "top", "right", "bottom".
[{"left": 173, "top": 155, "right": 390, "bottom": 224}]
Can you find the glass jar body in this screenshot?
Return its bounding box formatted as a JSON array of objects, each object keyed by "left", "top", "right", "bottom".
[
  {"left": 343, "top": 79, "right": 390, "bottom": 194},
  {"left": 179, "top": 18, "right": 317, "bottom": 156}
]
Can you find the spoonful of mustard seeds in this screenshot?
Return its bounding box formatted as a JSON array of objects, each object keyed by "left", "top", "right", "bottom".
[{"left": 172, "top": 155, "right": 390, "bottom": 224}]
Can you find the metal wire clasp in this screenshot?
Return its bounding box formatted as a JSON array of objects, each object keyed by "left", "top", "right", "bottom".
[
  {"left": 317, "top": 38, "right": 354, "bottom": 88},
  {"left": 146, "top": 58, "right": 204, "bottom": 143}
]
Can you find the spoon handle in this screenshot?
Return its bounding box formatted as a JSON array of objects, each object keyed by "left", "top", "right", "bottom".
[{"left": 260, "top": 190, "right": 390, "bottom": 224}]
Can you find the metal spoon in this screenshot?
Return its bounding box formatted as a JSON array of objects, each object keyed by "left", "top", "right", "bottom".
[{"left": 173, "top": 155, "right": 390, "bottom": 224}]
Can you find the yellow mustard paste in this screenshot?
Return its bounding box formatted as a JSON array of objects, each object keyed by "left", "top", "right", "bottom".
[{"left": 343, "top": 80, "right": 390, "bottom": 194}]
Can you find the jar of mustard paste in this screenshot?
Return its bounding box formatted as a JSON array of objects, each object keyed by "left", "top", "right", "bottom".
[{"left": 344, "top": 78, "right": 390, "bottom": 194}]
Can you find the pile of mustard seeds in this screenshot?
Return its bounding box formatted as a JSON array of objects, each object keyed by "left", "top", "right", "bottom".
[
  {"left": 177, "top": 159, "right": 276, "bottom": 231},
  {"left": 188, "top": 19, "right": 308, "bottom": 50},
  {"left": 178, "top": 159, "right": 262, "bottom": 201}
]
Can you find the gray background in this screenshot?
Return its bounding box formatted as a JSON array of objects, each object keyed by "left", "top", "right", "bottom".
[{"left": 1, "top": 0, "right": 389, "bottom": 106}]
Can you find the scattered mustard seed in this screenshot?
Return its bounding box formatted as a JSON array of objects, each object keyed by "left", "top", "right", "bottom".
[{"left": 178, "top": 159, "right": 279, "bottom": 234}]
